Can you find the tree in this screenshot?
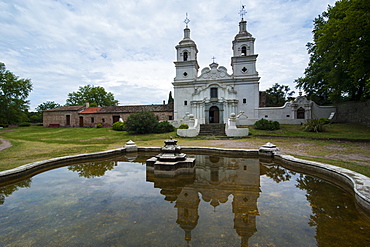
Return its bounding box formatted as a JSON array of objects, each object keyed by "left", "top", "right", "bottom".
[
  {"left": 124, "top": 111, "right": 159, "bottom": 134},
  {"left": 36, "top": 101, "right": 61, "bottom": 112},
  {"left": 263, "top": 83, "right": 295, "bottom": 107},
  {"left": 27, "top": 101, "right": 62, "bottom": 123},
  {"left": 0, "top": 62, "right": 32, "bottom": 124},
  {"left": 65, "top": 85, "right": 118, "bottom": 107},
  {"left": 168, "top": 91, "right": 174, "bottom": 104},
  {"left": 295, "top": 0, "right": 370, "bottom": 104}
]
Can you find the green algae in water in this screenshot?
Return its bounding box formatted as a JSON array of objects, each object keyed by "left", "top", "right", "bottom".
[{"left": 0, "top": 154, "right": 370, "bottom": 246}]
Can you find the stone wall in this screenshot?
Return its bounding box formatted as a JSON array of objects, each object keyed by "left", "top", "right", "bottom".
[
  {"left": 335, "top": 100, "right": 370, "bottom": 126},
  {"left": 43, "top": 105, "right": 85, "bottom": 127},
  {"left": 43, "top": 103, "right": 174, "bottom": 128}
]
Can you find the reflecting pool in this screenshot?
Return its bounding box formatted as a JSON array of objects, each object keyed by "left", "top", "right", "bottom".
[{"left": 1, "top": 153, "right": 370, "bottom": 246}]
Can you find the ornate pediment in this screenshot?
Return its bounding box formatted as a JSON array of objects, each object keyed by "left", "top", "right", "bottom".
[
  {"left": 198, "top": 62, "right": 232, "bottom": 80},
  {"left": 193, "top": 83, "right": 237, "bottom": 96},
  {"left": 291, "top": 95, "right": 313, "bottom": 109}
]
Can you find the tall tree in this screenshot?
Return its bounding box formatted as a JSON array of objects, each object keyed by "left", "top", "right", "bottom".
[
  {"left": 65, "top": 85, "right": 118, "bottom": 107},
  {"left": 36, "top": 101, "right": 61, "bottom": 112},
  {"left": 168, "top": 91, "right": 174, "bottom": 104},
  {"left": 28, "top": 101, "right": 62, "bottom": 123},
  {"left": 263, "top": 83, "right": 295, "bottom": 107},
  {"left": 0, "top": 62, "right": 32, "bottom": 124},
  {"left": 295, "top": 0, "right": 370, "bottom": 104}
]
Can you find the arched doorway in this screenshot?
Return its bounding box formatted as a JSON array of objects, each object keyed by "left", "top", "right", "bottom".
[
  {"left": 297, "top": 107, "right": 305, "bottom": 119},
  {"left": 209, "top": 106, "right": 220, "bottom": 123}
]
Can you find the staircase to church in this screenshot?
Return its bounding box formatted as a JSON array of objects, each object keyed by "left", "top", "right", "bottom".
[{"left": 198, "top": 124, "right": 226, "bottom": 137}]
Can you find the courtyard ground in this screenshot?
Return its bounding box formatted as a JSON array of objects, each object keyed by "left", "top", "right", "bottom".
[{"left": 0, "top": 124, "right": 369, "bottom": 176}]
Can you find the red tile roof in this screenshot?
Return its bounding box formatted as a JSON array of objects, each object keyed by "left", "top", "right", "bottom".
[{"left": 79, "top": 107, "right": 103, "bottom": 114}]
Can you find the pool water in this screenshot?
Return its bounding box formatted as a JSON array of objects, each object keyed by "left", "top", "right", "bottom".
[{"left": 1, "top": 154, "right": 369, "bottom": 246}]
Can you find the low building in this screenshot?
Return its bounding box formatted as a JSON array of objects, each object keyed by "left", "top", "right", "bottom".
[{"left": 43, "top": 103, "right": 174, "bottom": 128}]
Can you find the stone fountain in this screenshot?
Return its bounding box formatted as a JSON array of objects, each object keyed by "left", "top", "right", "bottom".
[{"left": 146, "top": 138, "right": 196, "bottom": 177}]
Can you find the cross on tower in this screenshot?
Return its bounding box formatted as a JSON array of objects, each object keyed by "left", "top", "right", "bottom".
[
  {"left": 239, "top": 5, "right": 247, "bottom": 20},
  {"left": 212, "top": 56, "right": 216, "bottom": 63},
  {"left": 184, "top": 13, "right": 190, "bottom": 28}
]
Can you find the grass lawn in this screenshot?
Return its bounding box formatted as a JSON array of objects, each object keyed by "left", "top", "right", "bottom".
[{"left": 0, "top": 123, "right": 369, "bottom": 177}]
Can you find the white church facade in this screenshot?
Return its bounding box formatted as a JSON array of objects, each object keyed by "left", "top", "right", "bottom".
[{"left": 173, "top": 14, "right": 336, "bottom": 136}]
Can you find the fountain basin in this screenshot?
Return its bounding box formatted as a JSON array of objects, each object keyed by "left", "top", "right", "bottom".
[
  {"left": 0, "top": 143, "right": 370, "bottom": 246},
  {"left": 0, "top": 144, "right": 369, "bottom": 214}
]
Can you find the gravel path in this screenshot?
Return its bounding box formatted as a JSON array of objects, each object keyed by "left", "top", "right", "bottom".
[
  {"left": 0, "top": 138, "right": 12, "bottom": 151},
  {"left": 0, "top": 129, "right": 18, "bottom": 152}
]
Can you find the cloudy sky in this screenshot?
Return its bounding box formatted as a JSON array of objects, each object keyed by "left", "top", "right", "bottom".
[{"left": 1, "top": 0, "right": 337, "bottom": 110}]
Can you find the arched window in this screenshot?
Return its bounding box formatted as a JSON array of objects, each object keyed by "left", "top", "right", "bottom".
[
  {"left": 241, "top": 46, "right": 247, "bottom": 56},
  {"left": 183, "top": 51, "right": 188, "bottom": 61}
]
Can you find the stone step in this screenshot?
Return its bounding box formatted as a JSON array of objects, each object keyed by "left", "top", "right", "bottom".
[{"left": 198, "top": 124, "right": 226, "bottom": 136}]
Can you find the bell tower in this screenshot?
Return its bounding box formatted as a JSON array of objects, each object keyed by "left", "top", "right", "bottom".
[
  {"left": 174, "top": 14, "right": 199, "bottom": 82},
  {"left": 231, "top": 6, "right": 259, "bottom": 78}
]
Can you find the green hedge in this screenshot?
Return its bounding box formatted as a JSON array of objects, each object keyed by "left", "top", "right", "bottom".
[
  {"left": 19, "top": 122, "right": 31, "bottom": 127},
  {"left": 254, "top": 118, "right": 280, "bottom": 130},
  {"left": 178, "top": 124, "right": 189, "bottom": 129},
  {"left": 112, "top": 121, "right": 125, "bottom": 131}
]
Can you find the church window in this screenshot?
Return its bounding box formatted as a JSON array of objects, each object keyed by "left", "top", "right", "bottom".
[
  {"left": 241, "top": 46, "right": 247, "bottom": 56},
  {"left": 102, "top": 118, "right": 105, "bottom": 123},
  {"left": 183, "top": 72, "right": 188, "bottom": 77},
  {"left": 183, "top": 51, "right": 188, "bottom": 61},
  {"left": 210, "top": 88, "right": 218, "bottom": 98},
  {"left": 91, "top": 117, "right": 94, "bottom": 123},
  {"left": 265, "top": 115, "right": 268, "bottom": 118},
  {"left": 243, "top": 98, "right": 247, "bottom": 104},
  {"left": 168, "top": 115, "right": 173, "bottom": 120},
  {"left": 286, "top": 115, "right": 290, "bottom": 118},
  {"left": 184, "top": 100, "right": 187, "bottom": 106},
  {"left": 241, "top": 67, "right": 248, "bottom": 73}
]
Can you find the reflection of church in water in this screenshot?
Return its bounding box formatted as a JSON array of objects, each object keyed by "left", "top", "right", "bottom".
[{"left": 146, "top": 155, "right": 263, "bottom": 247}]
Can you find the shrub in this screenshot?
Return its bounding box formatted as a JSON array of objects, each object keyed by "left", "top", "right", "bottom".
[
  {"left": 19, "top": 122, "right": 31, "bottom": 127},
  {"left": 125, "top": 111, "right": 159, "bottom": 134},
  {"left": 178, "top": 124, "right": 189, "bottom": 129},
  {"left": 319, "top": 118, "right": 330, "bottom": 125},
  {"left": 112, "top": 121, "right": 125, "bottom": 131},
  {"left": 254, "top": 118, "right": 280, "bottom": 130},
  {"left": 96, "top": 124, "right": 103, "bottom": 128},
  {"left": 155, "top": 121, "right": 175, "bottom": 133},
  {"left": 303, "top": 119, "right": 325, "bottom": 132}
]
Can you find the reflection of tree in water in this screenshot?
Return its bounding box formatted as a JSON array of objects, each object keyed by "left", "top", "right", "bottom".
[
  {"left": 264, "top": 165, "right": 294, "bottom": 183},
  {"left": 0, "top": 179, "right": 32, "bottom": 205},
  {"left": 68, "top": 161, "right": 116, "bottom": 178},
  {"left": 296, "top": 175, "right": 370, "bottom": 246}
]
